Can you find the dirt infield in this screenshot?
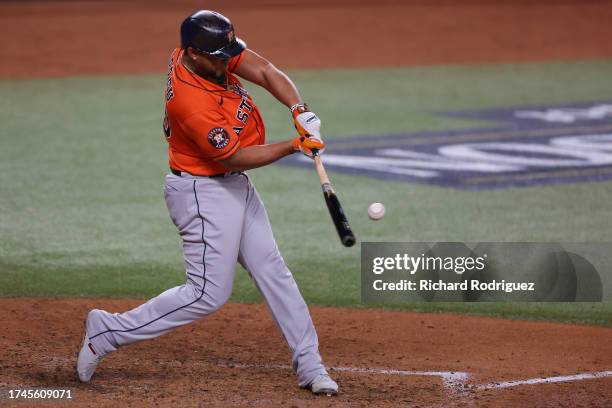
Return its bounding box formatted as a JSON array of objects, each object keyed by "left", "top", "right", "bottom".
[
  {"left": 1, "top": 298, "right": 611, "bottom": 407},
  {"left": 2, "top": 0, "right": 612, "bottom": 79}
]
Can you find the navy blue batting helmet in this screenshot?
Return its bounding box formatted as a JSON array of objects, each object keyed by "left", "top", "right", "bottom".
[{"left": 180, "top": 10, "right": 246, "bottom": 59}]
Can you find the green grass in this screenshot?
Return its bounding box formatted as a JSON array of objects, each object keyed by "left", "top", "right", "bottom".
[{"left": 1, "top": 59, "right": 612, "bottom": 326}]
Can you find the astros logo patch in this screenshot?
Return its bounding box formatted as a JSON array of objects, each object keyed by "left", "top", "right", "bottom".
[{"left": 208, "top": 127, "right": 230, "bottom": 149}]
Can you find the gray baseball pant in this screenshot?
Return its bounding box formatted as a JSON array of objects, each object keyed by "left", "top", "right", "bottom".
[{"left": 86, "top": 172, "right": 327, "bottom": 386}]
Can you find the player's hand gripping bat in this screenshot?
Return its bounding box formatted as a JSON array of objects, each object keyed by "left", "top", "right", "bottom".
[{"left": 312, "top": 152, "right": 356, "bottom": 247}]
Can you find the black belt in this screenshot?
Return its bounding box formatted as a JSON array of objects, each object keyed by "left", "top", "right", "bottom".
[{"left": 171, "top": 168, "right": 241, "bottom": 178}]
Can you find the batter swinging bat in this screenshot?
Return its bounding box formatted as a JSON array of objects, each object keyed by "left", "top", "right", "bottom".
[{"left": 313, "top": 153, "right": 356, "bottom": 247}]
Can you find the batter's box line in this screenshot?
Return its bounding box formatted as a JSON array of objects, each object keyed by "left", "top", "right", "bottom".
[
  {"left": 215, "top": 361, "right": 469, "bottom": 390},
  {"left": 475, "top": 370, "right": 612, "bottom": 390}
]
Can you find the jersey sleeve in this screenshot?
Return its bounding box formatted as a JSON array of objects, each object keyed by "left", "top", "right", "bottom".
[
  {"left": 228, "top": 50, "right": 246, "bottom": 73},
  {"left": 182, "top": 109, "right": 240, "bottom": 160}
]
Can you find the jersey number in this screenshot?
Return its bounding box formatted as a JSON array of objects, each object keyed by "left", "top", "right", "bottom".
[{"left": 163, "top": 109, "right": 171, "bottom": 139}]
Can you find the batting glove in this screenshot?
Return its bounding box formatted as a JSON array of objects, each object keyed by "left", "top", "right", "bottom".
[
  {"left": 291, "top": 103, "right": 322, "bottom": 140},
  {"left": 292, "top": 135, "right": 325, "bottom": 158}
]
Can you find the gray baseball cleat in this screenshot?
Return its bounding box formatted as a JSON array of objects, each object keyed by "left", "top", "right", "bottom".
[
  {"left": 307, "top": 373, "right": 338, "bottom": 396},
  {"left": 76, "top": 310, "right": 105, "bottom": 382}
]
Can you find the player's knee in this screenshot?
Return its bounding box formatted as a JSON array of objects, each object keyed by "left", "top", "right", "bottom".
[
  {"left": 268, "top": 250, "right": 289, "bottom": 274},
  {"left": 193, "top": 286, "right": 232, "bottom": 313},
  {"left": 258, "top": 246, "right": 285, "bottom": 267},
  {"left": 247, "top": 253, "right": 291, "bottom": 281}
]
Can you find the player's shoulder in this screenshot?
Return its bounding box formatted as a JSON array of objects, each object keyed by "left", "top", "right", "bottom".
[
  {"left": 168, "top": 78, "right": 222, "bottom": 119},
  {"left": 168, "top": 91, "right": 220, "bottom": 123},
  {"left": 228, "top": 50, "right": 247, "bottom": 73}
]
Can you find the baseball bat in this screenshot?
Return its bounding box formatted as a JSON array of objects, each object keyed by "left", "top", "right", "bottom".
[{"left": 313, "top": 153, "right": 356, "bottom": 247}]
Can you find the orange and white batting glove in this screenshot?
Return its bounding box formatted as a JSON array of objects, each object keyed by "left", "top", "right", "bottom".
[
  {"left": 292, "top": 135, "right": 325, "bottom": 159},
  {"left": 291, "top": 103, "right": 322, "bottom": 140}
]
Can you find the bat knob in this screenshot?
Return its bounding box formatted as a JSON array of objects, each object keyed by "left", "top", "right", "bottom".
[{"left": 342, "top": 235, "right": 356, "bottom": 247}]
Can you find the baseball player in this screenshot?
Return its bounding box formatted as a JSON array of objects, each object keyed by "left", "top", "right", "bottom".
[{"left": 76, "top": 10, "right": 338, "bottom": 396}]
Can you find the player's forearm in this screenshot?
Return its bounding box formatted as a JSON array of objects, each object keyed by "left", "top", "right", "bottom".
[
  {"left": 219, "top": 140, "right": 295, "bottom": 171},
  {"left": 261, "top": 64, "right": 302, "bottom": 108}
]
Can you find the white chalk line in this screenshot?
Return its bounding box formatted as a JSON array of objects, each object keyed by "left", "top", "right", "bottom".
[
  {"left": 216, "top": 362, "right": 469, "bottom": 390},
  {"left": 476, "top": 370, "right": 612, "bottom": 390},
  {"left": 217, "top": 362, "right": 612, "bottom": 392}
]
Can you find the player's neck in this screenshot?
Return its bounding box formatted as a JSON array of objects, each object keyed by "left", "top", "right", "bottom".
[{"left": 181, "top": 54, "right": 227, "bottom": 88}]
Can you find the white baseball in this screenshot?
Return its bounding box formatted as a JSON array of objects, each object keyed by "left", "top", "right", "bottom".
[{"left": 367, "top": 202, "right": 385, "bottom": 220}]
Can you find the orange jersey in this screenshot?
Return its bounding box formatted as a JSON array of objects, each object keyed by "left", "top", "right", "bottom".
[{"left": 163, "top": 48, "right": 265, "bottom": 175}]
